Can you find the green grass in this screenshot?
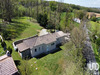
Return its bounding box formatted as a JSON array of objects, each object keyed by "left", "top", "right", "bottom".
[
  {"left": 28, "top": 50, "right": 63, "bottom": 75},
  {"left": 92, "top": 43, "right": 100, "bottom": 71},
  {"left": 90, "top": 21, "right": 100, "bottom": 31},
  {"left": 61, "top": 12, "right": 79, "bottom": 28},
  {"left": 3, "top": 17, "right": 42, "bottom": 60},
  {"left": 96, "top": 17, "right": 100, "bottom": 21},
  {"left": 0, "top": 44, "right": 5, "bottom": 56}
]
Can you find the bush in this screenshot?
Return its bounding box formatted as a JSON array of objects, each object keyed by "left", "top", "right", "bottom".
[
  {"left": 96, "top": 38, "right": 100, "bottom": 46},
  {"left": 37, "top": 13, "right": 48, "bottom": 27},
  {"left": 91, "top": 16, "right": 96, "bottom": 22},
  {"left": 1, "top": 41, "right": 6, "bottom": 48},
  {"left": 0, "top": 38, "right": 2, "bottom": 43},
  {"left": 7, "top": 46, "right": 12, "bottom": 54}
]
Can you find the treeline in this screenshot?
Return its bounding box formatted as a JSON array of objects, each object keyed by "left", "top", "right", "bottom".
[
  {"left": 0, "top": 0, "right": 99, "bottom": 40},
  {"left": 0, "top": 0, "right": 99, "bottom": 22}
]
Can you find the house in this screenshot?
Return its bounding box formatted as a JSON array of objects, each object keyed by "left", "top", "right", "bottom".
[
  {"left": 73, "top": 18, "right": 81, "bottom": 23},
  {"left": 13, "top": 31, "right": 70, "bottom": 59},
  {"left": 0, "top": 54, "right": 19, "bottom": 75}
]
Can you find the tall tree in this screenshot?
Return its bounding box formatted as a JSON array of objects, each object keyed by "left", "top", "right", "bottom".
[
  {"left": 0, "top": 0, "right": 14, "bottom": 22},
  {"left": 36, "top": 0, "right": 39, "bottom": 19}
]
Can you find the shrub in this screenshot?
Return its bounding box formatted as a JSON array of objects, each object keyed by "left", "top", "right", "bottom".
[
  {"left": 1, "top": 41, "right": 6, "bottom": 48},
  {"left": 7, "top": 46, "right": 12, "bottom": 54},
  {"left": 96, "top": 38, "right": 100, "bottom": 46},
  {"left": 37, "top": 13, "right": 48, "bottom": 27},
  {"left": 0, "top": 38, "right": 2, "bottom": 43},
  {"left": 91, "top": 16, "right": 97, "bottom": 22}
]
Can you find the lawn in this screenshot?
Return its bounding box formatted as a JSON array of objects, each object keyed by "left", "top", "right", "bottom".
[{"left": 90, "top": 21, "right": 100, "bottom": 33}]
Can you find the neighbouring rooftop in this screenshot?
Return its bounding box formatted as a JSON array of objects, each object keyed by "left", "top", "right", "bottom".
[{"left": 0, "top": 55, "right": 18, "bottom": 75}]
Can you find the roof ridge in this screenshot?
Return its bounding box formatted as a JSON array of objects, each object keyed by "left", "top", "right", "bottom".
[
  {"left": 33, "top": 37, "right": 39, "bottom": 47},
  {"left": 0, "top": 55, "right": 9, "bottom": 61}
]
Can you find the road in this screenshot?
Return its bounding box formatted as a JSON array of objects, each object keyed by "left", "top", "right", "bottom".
[{"left": 83, "top": 23, "right": 99, "bottom": 75}]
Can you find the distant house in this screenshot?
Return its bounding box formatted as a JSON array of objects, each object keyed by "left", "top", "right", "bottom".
[
  {"left": 0, "top": 54, "right": 19, "bottom": 75},
  {"left": 73, "top": 18, "right": 81, "bottom": 23},
  {"left": 13, "top": 31, "right": 70, "bottom": 59}
]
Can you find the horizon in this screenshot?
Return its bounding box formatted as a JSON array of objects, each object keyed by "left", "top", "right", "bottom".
[{"left": 47, "top": 0, "right": 100, "bottom": 8}]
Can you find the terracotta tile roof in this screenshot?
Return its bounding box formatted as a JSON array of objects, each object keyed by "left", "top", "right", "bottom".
[{"left": 0, "top": 55, "right": 18, "bottom": 75}]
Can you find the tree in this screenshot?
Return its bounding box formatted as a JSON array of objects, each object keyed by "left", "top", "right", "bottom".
[
  {"left": 36, "top": 0, "right": 39, "bottom": 19},
  {"left": 1, "top": 41, "right": 6, "bottom": 48},
  {"left": 19, "top": 60, "right": 32, "bottom": 75},
  {"left": 7, "top": 46, "right": 12, "bottom": 54},
  {"left": 0, "top": 0, "right": 15, "bottom": 22},
  {"left": 96, "top": 38, "right": 100, "bottom": 46},
  {"left": 71, "top": 27, "right": 86, "bottom": 50},
  {"left": 50, "top": 1, "right": 57, "bottom": 11},
  {"left": 77, "top": 10, "right": 86, "bottom": 20},
  {"left": 37, "top": 13, "right": 48, "bottom": 27},
  {"left": 91, "top": 16, "right": 96, "bottom": 22}
]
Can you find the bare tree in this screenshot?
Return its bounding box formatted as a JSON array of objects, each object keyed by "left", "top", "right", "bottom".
[{"left": 71, "top": 27, "right": 86, "bottom": 49}]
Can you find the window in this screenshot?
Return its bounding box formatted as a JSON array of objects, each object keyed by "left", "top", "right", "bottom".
[
  {"left": 35, "top": 49, "right": 37, "bottom": 52},
  {"left": 51, "top": 43, "right": 55, "bottom": 46}
]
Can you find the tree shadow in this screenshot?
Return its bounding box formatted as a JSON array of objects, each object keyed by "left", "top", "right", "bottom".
[
  {"left": 7, "top": 20, "right": 31, "bottom": 39},
  {"left": 35, "top": 53, "right": 48, "bottom": 59},
  {"left": 14, "top": 60, "right": 21, "bottom": 66},
  {"left": 35, "top": 47, "right": 62, "bottom": 59}
]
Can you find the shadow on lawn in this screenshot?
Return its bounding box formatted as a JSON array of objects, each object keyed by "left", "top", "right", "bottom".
[
  {"left": 35, "top": 48, "right": 62, "bottom": 59},
  {"left": 14, "top": 60, "right": 21, "bottom": 66},
  {"left": 8, "top": 20, "right": 30, "bottom": 39}
]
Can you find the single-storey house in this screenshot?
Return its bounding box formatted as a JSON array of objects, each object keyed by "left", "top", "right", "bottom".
[
  {"left": 0, "top": 54, "right": 19, "bottom": 75},
  {"left": 13, "top": 31, "right": 70, "bottom": 59}
]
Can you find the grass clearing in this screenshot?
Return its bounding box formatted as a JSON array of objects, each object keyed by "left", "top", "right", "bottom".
[{"left": 90, "top": 21, "right": 100, "bottom": 32}]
